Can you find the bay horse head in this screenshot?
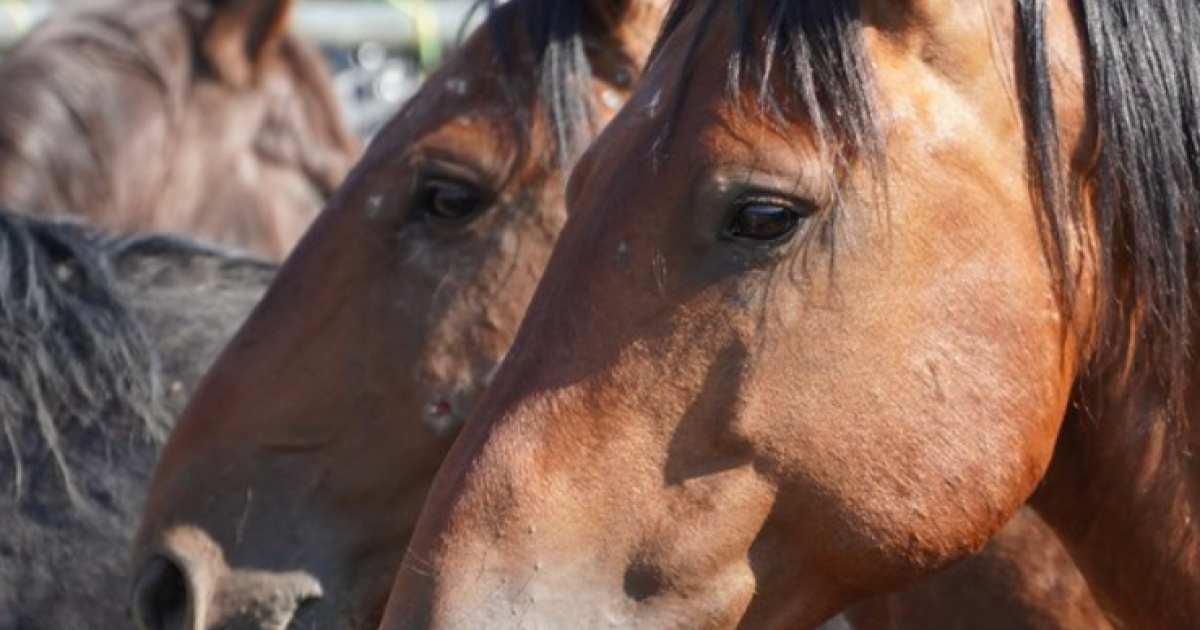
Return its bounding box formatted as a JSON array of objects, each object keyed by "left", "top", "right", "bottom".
[
  {"left": 131, "top": 1, "right": 668, "bottom": 628},
  {"left": 0, "top": 0, "right": 359, "bottom": 258},
  {"left": 379, "top": 0, "right": 1200, "bottom": 629}
]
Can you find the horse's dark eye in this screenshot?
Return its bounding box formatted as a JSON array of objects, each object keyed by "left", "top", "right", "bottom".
[
  {"left": 420, "top": 179, "right": 485, "bottom": 226},
  {"left": 726, "top": 202, "right": 802, "bottom": 242}
]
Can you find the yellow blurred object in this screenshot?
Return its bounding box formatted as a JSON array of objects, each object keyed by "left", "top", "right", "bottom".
[
  {"left": 0, "top": 0, "right": 32, "bottom": 34},
  {"left": 384, "top": 0, "right": 441, "bottom": 70}
]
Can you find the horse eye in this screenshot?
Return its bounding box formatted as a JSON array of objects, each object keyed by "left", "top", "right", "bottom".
[
  {"left": 725, "top": 202, "right": 803, "bottom": 242},
  {"left": 419, "top": 179, "right": 486, "bottom": 227}
]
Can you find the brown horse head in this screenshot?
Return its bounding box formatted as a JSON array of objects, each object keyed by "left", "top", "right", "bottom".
[
  {"left": 379, "top": 0, "right": 1200, "bottom": 628},
  {"left": 0, "top": 0, "right": 359, "bottom": 258},
  {"left": 131, "top": 1, "right": 668, "bottom": 628}
]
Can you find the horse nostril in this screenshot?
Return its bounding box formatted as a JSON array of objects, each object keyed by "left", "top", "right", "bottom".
[
  {"left": 132, "top": 555, "right": 193, "bottom": 630},
  {"left": 624, "top": 562, "right": 666, "bottom": 602}
]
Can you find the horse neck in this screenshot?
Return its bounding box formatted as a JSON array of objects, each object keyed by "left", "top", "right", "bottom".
[{"left": 1032, "top": 348, "right": 1200, "bottom": 629}]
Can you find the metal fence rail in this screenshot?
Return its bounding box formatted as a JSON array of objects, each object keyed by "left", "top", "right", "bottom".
[{"left": 0, "top": 1, "right": 481, "bottom": 49}]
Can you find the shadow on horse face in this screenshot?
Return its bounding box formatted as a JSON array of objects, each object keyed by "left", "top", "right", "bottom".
[
  {"left": 0, "top": 0, "right": 360, "bottom": 259},
  {"left": 376, "top": 0, "right": 1200, "bottom": 628},
  {"left": 132, "top": 1, "right": 664, "bottom": 628}
]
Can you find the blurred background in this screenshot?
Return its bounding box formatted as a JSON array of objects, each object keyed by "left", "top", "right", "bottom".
[{"left": 0, "top": 0, "right": 485, "bottom": 138}]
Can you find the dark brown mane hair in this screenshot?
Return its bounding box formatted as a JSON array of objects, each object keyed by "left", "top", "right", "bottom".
[
  {"left": 0, "top": 210, "right": 161, "bottom": 507},
  {"left": 651, "top": 0, "right": 1200, "bottom": 418},
  {"left": 471, "top": 0, "right": 644, "bottom": 166}
]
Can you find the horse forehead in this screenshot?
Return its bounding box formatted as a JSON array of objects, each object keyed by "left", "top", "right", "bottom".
[
  {"left": 363, "top": 101, "right": 512, "bottom": 180},
  {"left": 606, "top": 75, "right": 801, "bottom": 175},
  {"left": 409, "top": 75, "right": 501, "bottom": 121},
  {"left": 377, "top": 62, "right": 513, "bottom": 138}
]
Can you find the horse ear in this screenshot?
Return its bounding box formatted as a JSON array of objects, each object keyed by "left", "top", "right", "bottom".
[{"left": 199, "top": 0, "right": 295, "bottom": 86}]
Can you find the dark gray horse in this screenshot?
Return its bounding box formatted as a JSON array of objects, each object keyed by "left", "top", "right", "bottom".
[{"left": 0, "top": 211, "right": 273, "bottom": 629}]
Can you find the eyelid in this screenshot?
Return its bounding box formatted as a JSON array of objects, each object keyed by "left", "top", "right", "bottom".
[
  {"left": 700, "top": 162, "right": 829, "bottom": 209},
  {"left": 408, "top": 144, "right": 502, "bottom": 187},
  {"left": 401, "top": 155, "right": 498, "bottom": 210},
  {"left": 416, "top": 172, "right": 495, "bottom": 207},
  {"left": 424, "top": 177, "right": 472, "bottom": 191},
  {"left": 412, "top": 171, "right": 496, "bottom": 232},
  {"left": 733, "top": 190, "right": 819, "bottom": 218},
  {"left": 735, "top": 191, "right": 797, "bottom": 208},
  {"left": 414, "top": 161, "right": 487, "bottom": 190}
]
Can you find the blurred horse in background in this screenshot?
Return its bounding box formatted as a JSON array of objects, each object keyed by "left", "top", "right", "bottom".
[
  {"left": 0, "top": 211, "right": 273, "bottom": 628},
  {"left": 0, "top": 0, "right": 360, "bottom": 258}
]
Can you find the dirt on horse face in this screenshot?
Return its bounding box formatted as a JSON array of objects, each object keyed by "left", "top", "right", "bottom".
[
  {"left": 379, "top": 0, "right": 1200, "bottom": 629},
  {"left": 131, "top": 1, "right": 665, "bottom": 629},
  {"left": 0, "top": 0, "right": 360, "bottom": 259}
]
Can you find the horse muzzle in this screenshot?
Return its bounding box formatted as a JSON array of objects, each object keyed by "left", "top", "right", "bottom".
[{"left": 131, "top": 527, "right": 322, "bottom": 630}]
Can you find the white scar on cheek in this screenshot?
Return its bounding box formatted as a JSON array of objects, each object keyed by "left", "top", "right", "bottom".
[
  {"left": 644, "top": 88, "right": 664, "bottom": 118},
  {"left": 601, "top": 89, "right": 624, "bottom": 110},
  {"left": 616, "top": 240, "right": 633, "bottom": 274},
  {"left": 365, "top": 194, "right": 385, "bottom": 218}
]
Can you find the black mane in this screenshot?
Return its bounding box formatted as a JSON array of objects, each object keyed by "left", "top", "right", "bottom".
[
  {"left": 0, "top": 213, "right": 274, "bottom": 506},
  {"left": 1062, "top": 0, "right": 1200, "bottom": 413},
  {"left": 655, "top": 0, "right": 1200, "bottom": 416},
  {"left": 474, "top": 0, "right": 638, "bottom": 166},
  {"left": 652, "top": 0, "right": 881, "bottom": 173},
  {"left": 0, "top": 210, "right": 274, "bottom": 627},
  {"left": 0, "top": 211, "right": 160, "bottom": 505}
]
